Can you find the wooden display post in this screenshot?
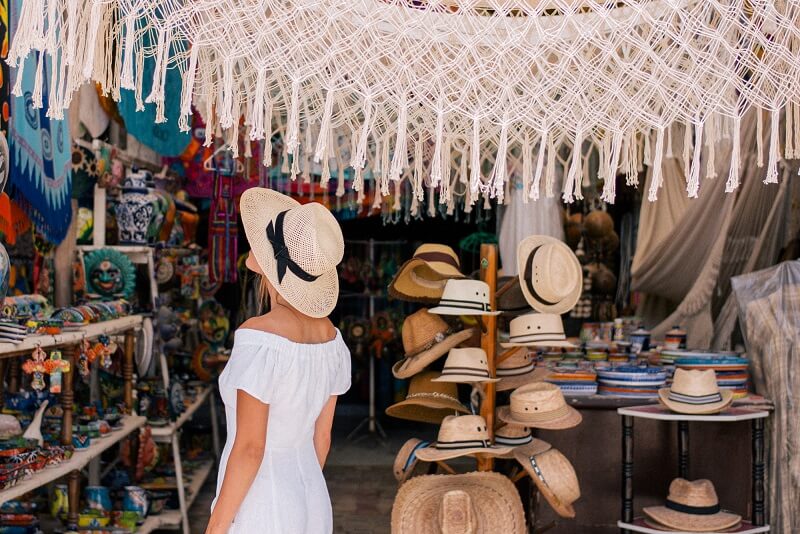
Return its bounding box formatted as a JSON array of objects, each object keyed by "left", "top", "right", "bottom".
[{"left": 478, "top": 244, "right": 498, "bottom": 472}]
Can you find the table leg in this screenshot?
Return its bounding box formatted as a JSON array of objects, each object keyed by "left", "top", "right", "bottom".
[
  {"left": 172, "top": 432, "right": 190, "bottom": 534},
  {"left": 621, "top": 415, "right": 634, "bottom": 532},
  {"left": 123, "top": 330, "right": 134, "bottom": 413},
  {"left": 678, "top": 420, "right": 689, "bottom": 479},
  {"left": 61, "top": 346, "right": 76, "bottom": 446},
  {"left": 67, "top": 469, "right": 80, "bottom": 528},
  {"left": 752, "top": 418, "right": 766, "bottom": 526}
]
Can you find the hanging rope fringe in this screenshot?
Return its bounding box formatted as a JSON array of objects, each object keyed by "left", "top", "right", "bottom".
[
  {"left": 286, "top": 79, "right": 301, "bottom": 155},
  {"left": 431, "top": 106, "right": 445, "bottom": 187},
  {"left": 545, "top": 131, "right": 555, "bottom": 198},
  {"left": 314, "top": 88, "right": 336, "bottom": 163},
  {"left": 686, "top": 120, "right": 703, "bottom": 198},
  {"left": 248, "top": 69, "right": 268, "bottom": 140},
  {"left": 120, "top": 16, "right": 137, "bottom": 90},
  {"left": 389, "top": 95, "right": 409, "bottom": 182},
  {"left": 647, "top": 127, "right": 665, "bottom": 202},
  {"left": 490, "top": 119, "right": 509, "bottom": 201},
  {"left": 563, "top": 129, "right": 583, "bottom": 203},
  {"left": 682, "top": 121, "right": 692, "bottom": 180},
  {"left": 756, "top": 108, "right": 764, "bottom": 168},
  {"left": 413, "top": 136, "right": 424, "bottom": 201},
  {"left": 601, "top": 129, "right": 623, "bottom": 203},
  {"left": 785, "top": 102, "right": 794, "bottom": 159},
  {"left": 764, "top": 108, "right": 780, "bottom": 184},
  {"left": 352, "top": 97, "right": 373, "bottom": 170},
  {"left": 521, "top": 134, "right": 532, "bottom": 204},
  {"left": 530, "top": 129, "right": 546, "bottom": 201},
  {"left": 470, "top": 117, "right": 481, "bottom": 194},
  {"left": 726, "top": 115, "right": 741, "bottom": 193},
  {"left": 705, "top": 117, "right": 717, "bottom": 179},
  {"left": 665, "top": 123, "right": 674, "bottom": 158}
]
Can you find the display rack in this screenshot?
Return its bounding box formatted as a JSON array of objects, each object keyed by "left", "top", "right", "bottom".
[{"left": 617, "top": 405, "right": 770, "bottom": 534}]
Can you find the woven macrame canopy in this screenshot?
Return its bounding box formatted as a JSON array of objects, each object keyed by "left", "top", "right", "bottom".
[{"left": 8, "top": 0, "right": 800, "bottom": 209}]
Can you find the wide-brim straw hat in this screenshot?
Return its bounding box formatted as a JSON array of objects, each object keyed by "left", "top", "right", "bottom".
[
  {"left": 514, "top": 448, "right": 580, "bottom": 519},
  {"left": 429, "top": 279, "right": 501, "bottom": 316},
  {"left": 392, "top": 309, "right": 475, "bottom": 379},
  {"left": 500, "top": 313, "right": 576, "bottom": 349},
  {"left": 391, "top": 472, "right": 526, "bottom": 534},
  {"left": 393, "top": 438, "right": 433, "bottom": 483},
  {"left": 386, "top": 371, "right": 469, "bottom": 424},
  {"left": 643, "top": 478, "right": 742, "bottom": 532},
  {"left": 658, "top": 368, "right": 734, "bottom": 415},
  {"left": 240, "top": 188, "right": 343, "bottom": 318},
  {"left": 416, "top": 415, "right": 512, "bottom": 462},
  {"left": 495, "top": 349, "right": 551, "bottom": 392},
  {"left": 431, "top": 348, "right": 500, "bottom": 384},
  {"left": 493, "top": 423, "right": 551, "bottom": 459},
  {"left": 517, "top": 236, "right": 582, "bottom": 315},
  {"left": 497, "top": 382, "right": 582, "bottom": 430},
  {"left": 389, "top": 244, "right": 466, "bottom": 303}
]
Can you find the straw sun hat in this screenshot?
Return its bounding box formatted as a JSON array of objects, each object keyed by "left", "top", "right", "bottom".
[
  {"left": 500, "top": 313, "right": 575, "bottom": 349},
  {"left": 430, "top": 279, "right": 501, "bottom": 316},
  {"left": 517, "top": 235, "right": 582, "bottom": 315},
  {"left": 389, "top": 244, "right": 466, "bottom": 303},
  {"left": 643, "top": 478, "right": 742, "bottom": 532},
  {"left": 385, "top": 371, "right": 469, "bottom": 424},
  {"left": 391, "top": 472, "right": 526, "bottom": 534},
  {"left": 415, "top": 415, "right": 512, "bottom": 462},
  {"left": 493, "top": 423, "right": 551, "bottom": 459},
  {"left": 393, "top": 438, "right": 433, "bottom": 484},
  {"left": 658, "top": 369, "right": 734, "bottom": 415},
  {"left": 392, "top": 309, "right": 474, "bottom": 379},
  {"left": 432, "top": 348, "right": 499, "bottom": 384},
  {"left": 495, "top": 350, "right": 551, "bottom": 392},
  {"left": 514, "top": 448, "right": 581, "bottom": 518},
  {"left": 240, "top": 188, "right": 344, "bottom": 318},
  {"left": 497, "top": 382, "right": 582, "bottom": 430}
]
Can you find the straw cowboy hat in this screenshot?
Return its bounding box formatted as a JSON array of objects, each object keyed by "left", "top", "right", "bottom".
[
  {"left": 394, "top": 438, "right": 433, "bottom": 484},
  {"left": 386, "top": 371, "right": 469, "bottom": 424},
  {"left": 517, "top": 235, "right": 582, "bottom": 315},
  {"left": 658, "top": 369, "right": 734, "bottom": 415},
  {"left": 500, "top": 313, "right": 575, "bottom": 348},
  {"left": 391, "top": 472, "right": 526, "bottom": 534},
  {"left": 389, "top": 244, "right": 466, "bottom": 303},
  {"left": 643, "top": 478, "right": 742, "bottom": 532},
  {"left": 430, "top": 279, "right": 501, "bottom": 316},
  {"left": 495, "top": 350, "right": 551, "bottom": 392},
  {"left": 497, "top": 382, "right": 582, "bottom": 430},
  {"left": 240, "top": 188, "right": 344, "bottom": 318},
  {"left": 415, "top": 415, "right": 512, "bottom": 462},
  {"left": 432, "top": 348, "right": 499, "bottom": 384},
  {"left": 392, "top": 309, "right": 475, "bottom": 379},
  {"left": 493, "top": 423, "right": 551, "bottom": 459},
  {"left": 514, "top": 448, "right": 581, "bottom": 518}
]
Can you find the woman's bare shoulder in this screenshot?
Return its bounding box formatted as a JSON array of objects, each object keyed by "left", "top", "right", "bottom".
[{"left": 238, "top": 312, "right": 336, "bottom": 343}]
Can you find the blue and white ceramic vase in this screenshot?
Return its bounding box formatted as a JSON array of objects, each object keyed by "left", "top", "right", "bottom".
[{"left": 115, "top": 170, "right": 156, "bottom": 245}]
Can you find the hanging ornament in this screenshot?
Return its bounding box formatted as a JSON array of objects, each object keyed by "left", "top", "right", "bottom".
[
  {"left": 98, "top": 335, "right": 115, "bottom": 369},
  {"left": 22, "top": 345, "right": 48, "bottom": 391},
  {"left": 78, "top": 339, "right": 91, "bottom": 379},
  {"left": 44, "top": 350, "right": 70, "bottom": 394}
]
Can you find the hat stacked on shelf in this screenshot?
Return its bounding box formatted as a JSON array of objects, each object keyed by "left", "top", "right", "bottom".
[
  {"left": 658, "top": 369, "right": 733, "bottom": 415},
  {"left": 642, "top": 478, "right": 742, "bottom": 532}
]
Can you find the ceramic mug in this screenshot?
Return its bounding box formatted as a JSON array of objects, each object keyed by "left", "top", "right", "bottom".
[
  {"left": 85, "top": 486, "right": 112, "bottom": 512},
  {"left": 51, "top": 484, "right": 68, "bottom": 518},
  {"left": 122, "top": 486, "right": 149, "bottom": 518}
]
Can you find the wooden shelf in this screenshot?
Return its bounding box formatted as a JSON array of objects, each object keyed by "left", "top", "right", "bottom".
[
  {"left": 619, "top": 518, "right": 769, "bottom": 534},
  {"left": 151, "top": 386, "right": 214, "bottom": 441},
  {"left": 618, "top": 405, "right": 770, "bottom": 422},
  {"left": 137, "top": 458, "right": 215, "bottom": 533},
  {"left": 0, "top": 415, "right": 146, "bottom": 504},
  {"left": 76, "top": 245, "right": 153, "bottom": 265}
]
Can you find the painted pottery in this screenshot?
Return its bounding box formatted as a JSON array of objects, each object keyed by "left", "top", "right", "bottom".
[
  {"left": 51, "top": 484, "right": 68, "bottom": 518},
  {"left": 630, "top": 327, "right": 651, "bottom": 354},
  {"left": 85, "top": 486, "right": 112, "bottom": 512},
  {"left": 122, "top": 486, "right": 149, "bottom": 517},
  {"left": 664, "top": 326, "right": 687, "bottom": 350}
]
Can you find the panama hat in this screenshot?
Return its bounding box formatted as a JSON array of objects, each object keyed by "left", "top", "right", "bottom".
[
  {"left": 386, "top": 371, "right": 469, "bottom": 424},
  {"left": 517, "top": 235, "right": 582, "bottom": 315},
  {"left": 430, "top": 279, "right": 501, "bottom": 316},
  {"left": 493, "top": 423, "right": 551, "bottom": 459},
  {"left": 240, "top": 188, "right": 343, "bottom": 318},
  {"left": 391, "top": 472, "right": 526, "bottom": 534},
  {"left": 658, "top": 369, "right": 734, "bottom": 415},
  {"left": 389, "top": 244, "right": 466, "bottom": 303},
  {"left": 500, "top": 313, "right": 575, "bottom": 348},
  {"left": 643, "top": 479, "right": 742, "bottom": 532},
  {"left": 415, "top": 415, "right": 512, "bottom": 462},
  {"left": 514, "top": 448, "right": 580, "bottom": 518},
  {"left": 497, "top": 382, "right": 582, "bottom": 430},
  {"left": 432, "top": 348, "right": 499, "bottom": 384},
  {"left": 392, "top": 309, "right": 475, "bottom": 379},
  {"left": 393, "top": 438, "right": 433, "bottom": 483},
  {"left": 495, "top": 350, "right": 551, "bottom": 392}
]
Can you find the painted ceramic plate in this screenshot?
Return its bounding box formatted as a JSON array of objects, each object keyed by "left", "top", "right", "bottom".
[{"left": 598, "top": 378, "right": 667, "bottom": 387}]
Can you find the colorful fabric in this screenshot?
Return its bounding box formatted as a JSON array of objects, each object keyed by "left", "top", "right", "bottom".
[
  {"left": 0, "top": 0, "right": 9, "bottom": 133},
  {"left": 208, "top": 172, "right": 238, "bottom": 284}
]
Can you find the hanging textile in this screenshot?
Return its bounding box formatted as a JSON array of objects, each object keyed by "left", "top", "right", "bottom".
[
  {"left": 732, "top": 261, "right": 800, "bottom": 534},
  {"left": 0, "top": 0, "right": 8, "bottom": 134},
  {"left": 208, "top": 170, "right": 238, "bottom": 284},
  {"left": 7, "top": 0, "right": 71, "bottom": 244}
]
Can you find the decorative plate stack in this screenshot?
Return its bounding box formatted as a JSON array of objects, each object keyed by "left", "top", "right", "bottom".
[
  {"left": 0, "top": 321, "right": 27, "bottom": 344},
  {"left": 596, "top": 367, "right": 667, "bottom": 398},
  {"left": 545, "top": 368, "right": 598, "bottom": 397}
]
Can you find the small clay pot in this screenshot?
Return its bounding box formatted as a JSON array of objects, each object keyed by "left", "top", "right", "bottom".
[
  {"left": 591, "top": 264, "right": 617, "bottom": 295},
  {"left": 564, "top": 221, "right": 583, "bottom": 250},
  {"left": 584, "top": 210, "right": 614, "bottom": 239},
  {"left": 602, "top": 231, "right": 620, "bottom": 252}
]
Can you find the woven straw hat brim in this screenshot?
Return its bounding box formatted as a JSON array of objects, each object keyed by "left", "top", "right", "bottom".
[
  {"left": 494, "top": 438, "right": 551, "bottom": 459},
  {"left": 496, "top": 367, "right": 551, "bottom": 392},
  {"left": 391, "top": 472, "right": 526, "bottom": 534},
  {"left": 496, "top": 405, "right": 582, "bottom": 430},
  {"left": 432, "top": 375, "right": 500, "bottom": 384},
  {"left": 517, "top": 236, "right": 582, "bottom": 315},
  {"left": 385, "top": 398, "right": 469, "bottom": 425},
  {"left": 415, "top": 444, "right": 514, "bottom": 462},
  {"left": 500, "top": 340, "right": 576, "bottom": 349},
  {"left": 657, "top": 388, "right": 734, "bottom": 415},
  {"left": 513, "top": 450, "right": 577, "bottom": 519},
  {"left": 392, "top": 328, "right": 474, "bottom": 379},
  {"left": 389, "top": 258, "right": 464, "bottom": 303},
  {"left": 429, "top": 306, "right": 501, "bottom": 316},
  {"left": 240, "top": 189, "right": 339, "bottom": 318},
  {"left": 642, "top": 517, "right": 743, "bottom": 533},
  {"left": 642, "top": 506, "right": 742, "bottom": 532},
  {"left": 394, "top": 439, "right": 430, "bottom": 483}
]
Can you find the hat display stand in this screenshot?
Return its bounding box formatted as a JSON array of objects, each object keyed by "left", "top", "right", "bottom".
[{"left": 617, "top": 404, "right": 770, "bottom": 534}]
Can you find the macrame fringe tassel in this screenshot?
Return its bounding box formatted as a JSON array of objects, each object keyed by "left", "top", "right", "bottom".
[
  {"left": 530, "top": 129, "right": 547, "bottom": 201},
  {"left": 314, "top": 88, "right": 336, "bottom": 162},
  {"left": 120, "top": 16, "right": 137, "bottom": 90},
  {"left": 726, "top": 115, "right": 741, "bottom": 193},
  {"left": 431, "top": 108, "right": 445, "bottom": 188},
  {"left": 686, "top": 120, "right": 704, "bottom": 198},
  {"left": 665, "top": 123, "right": 674, "bottom": 158},
  {"left": 647, "top": 127, "right": 665, "bottom": 202},
  {"left": 705, "top": 117, "right": 717, "bottom": 179},
  {"left": 470, "top": 117, "right": 482, "bottom": 194},
  {"left": 682, "top": 121, "right": 692, "bottom": 179},
  {"left": 785, "top": 102, "right": 794, "bottom": 159},
  {"left": 545, "top": 131, "right": 555, "bottom": 198},
  {"left": 522, "top": 134, "right": 532, "bottom": 204},
  {"left": 756, "top": 108, "right": 764, "bottom": 167},
  {"left": 286, "top": 79, "right": 301, "bottom": 155},
  {"left": 351, "top": 98, "right": 373, "bottom": 170},
  {"left": 490, "top": 120, "right": 509, "bottom": 201},
  {"left": 563, "top": 129, "right": 583, "bottom": 203},
  {"left": 389, "top": 95, "right": 409, "bottom": 181},
  {"left": 82, "top": 2, "right": 105, "bottom": 80},
  {"left": 413, "top": 137, "right": 424, "bottom": 200},
  {"left": 601, "top": 129, "right": 623, "bottom": 203},
  {"left": 764, "top": 108, "right": 780, "bottom": 184}
]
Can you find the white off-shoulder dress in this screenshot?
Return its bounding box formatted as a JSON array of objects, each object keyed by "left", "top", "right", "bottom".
[{"left": 211, "top": 328, "right": 351, "bottom": 533}]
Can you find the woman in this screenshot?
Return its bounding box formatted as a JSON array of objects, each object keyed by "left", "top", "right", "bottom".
[{"left": 206, "top": 188, "right": 351, "bottom": 533}]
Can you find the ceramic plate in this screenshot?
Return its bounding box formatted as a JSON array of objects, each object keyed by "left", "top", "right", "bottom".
[{"left": 597, "top": 378, "right": 667, "bottom": 387}]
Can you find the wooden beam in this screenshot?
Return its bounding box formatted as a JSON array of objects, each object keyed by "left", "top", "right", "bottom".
[{"left": 478, "top": 243, "right": 498, "bottom": 472}]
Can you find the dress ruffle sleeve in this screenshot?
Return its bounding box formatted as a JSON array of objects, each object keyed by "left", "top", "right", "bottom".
[
  {"left": 218, "top": 342, "right": 279, "bottom": 405},
  {"left": 332, "top": 341, "right": 352, "bottom": 396}
]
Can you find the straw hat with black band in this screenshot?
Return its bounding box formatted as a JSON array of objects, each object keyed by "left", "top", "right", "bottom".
[
  {"left": 415, "top": 415, "right": 512, "bottom": 462},
  {"left": 429, "top": 279, "right": 501, "bottom": 316},
  {"left": 392, "top": 472, "right": 526, "bottom": 534},
  {"left": 389, "top": 244, "right": 466, "bottom": 303},
  {"left": 495, "top": 350, "right": 551, "bottom": 392},
  {"left": 386, "top": 371, "right": 469, "bottom": 424},
  {"left": 658, "top": 368, "right": 734, "bottom": 415},
  {"left": 643, "top": 478, "right": 741, "bottom": 532},
  {"left": 517, "top": 235, "right": 582, "bottom": 315},
  {"left": 500, "top": 313, "right": 576, "bottom": 348},
  {"left": 432, "top": 348, "right": 499, "bottom": 384},
  {"left": 240, "top": 188, "right": 344, "bottom": 318},
  {"left": 493, "top": 423, "right": 551, "bottom": 459},
  {"left": 497, "top": 382, "right": 582, "bottom": 430},
  {"left": 514, "top": 448, "right": 581, "bottom": 518},
  {"left": 392, "top": 309, "right": 474, "bottom": 379}
]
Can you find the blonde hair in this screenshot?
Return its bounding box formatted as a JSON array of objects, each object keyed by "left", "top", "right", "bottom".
[{"left": 257, "top": 274, "right": 271, "bottom": 314}]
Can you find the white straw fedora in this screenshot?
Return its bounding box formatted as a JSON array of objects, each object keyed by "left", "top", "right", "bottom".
[
  {"left": 432, "top": 348, "right": 499, "bottom": 384},
  {"left": 389, "top": 244, "right": 466, "bottom": 303},
  {"left": 495, "top": 350, "right": 551, "bottom": 392},
  {"left": 392, "top": 309, "right": 475, "bottom": 379},
  {"left": 500, "top": 313, "right": 575, "bottom": 348},
  {"left": 429, "top": 279, "right": 501, "bottom": 316},
  {"left": 497, "top": 382, "right": 582, "bottom": 430},
  {"left": 493, "top": 423, "right": 551, "bottom": 459},
  {"left": 514, "top": 448, "right": 581, "bottom": 518},
  {"left": 517, "top": 236, "right": 582, "bottom": 315},
  {"left": 415, "top": 415, "right": 512, "bottom": 462},
  {"left": 658, "top": 369, "right": 734, "bottom": 415},
  {"left": 240, "top": 188, "right": 344, "bottom": 318},
  {"left": 643, "top": 478, "right": 742, "bottom": 532}
]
